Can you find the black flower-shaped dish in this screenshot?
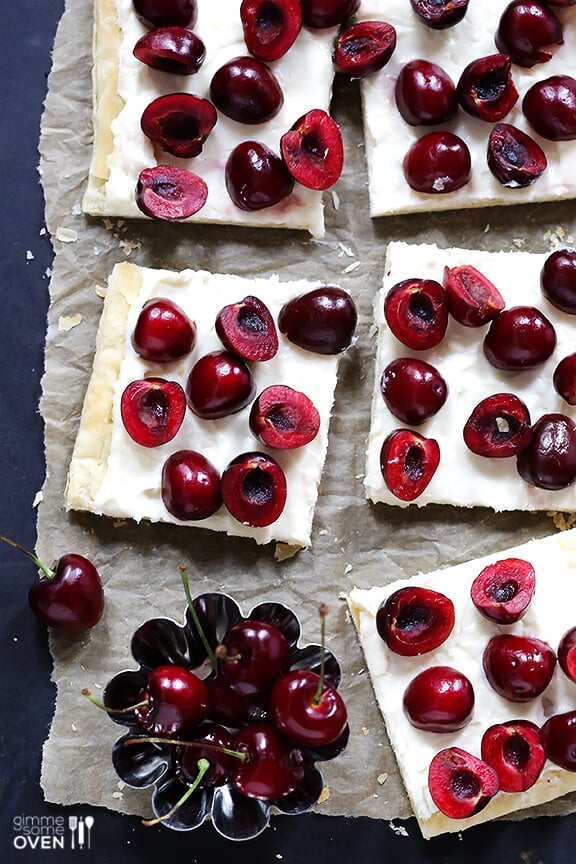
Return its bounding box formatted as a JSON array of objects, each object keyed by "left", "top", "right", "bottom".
[{"left": 104, "top": 592, "right": 349, "bottom": 840}]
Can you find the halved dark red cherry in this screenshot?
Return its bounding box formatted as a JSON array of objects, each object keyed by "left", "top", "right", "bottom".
[
  {"left": 221, "top": 451, "right": 287, "bottom": 527},
  {"left": 395, "top": 59, "right": 457, "bottom": 126},
  {"left": 487, "top": 123, "right": 547, "bottom": 188},
  {"left": 215, "top": 295, "right": 278, "bottom": 361},
  {"left": 523, "top": 76, "right": 576, "bottom": 141},
  {"left": 380, "top": 358, "right": 447, "bottom": 426},
  {"left": 481, "top": 721, "right": 545, "bottom": 793},
  {"left": 280, "top": 109, "right": 344, "bottom": 191},
  {"left": 131, "top": 297, "right": 196, "bottom": 362},
  {"left": 470, "top": 558, "right": 536, "bottom": 623},
  {"left": 136, "top": 165, "right": 208, "bottom": 220},
  {"left": 240, "top": 0, "right": 302, "bottom": 61},
  {"left": 120, "top": 378, "right": 186, "bottom": 447},
  {"left": 332, "top": 20, "right": 397, "bottom": 78},
  {"left": 300, "top": 0, "right": 360, "bottom": 29},
  {"left": 226, "top": 141, "right": 294, "bottom": 211},
  {"left": 384, "top": 278, "right": 448, "bottom": 350},
  {"left": 278, "top": 286, "right": 357, "bottom": 354},
  {"left": 428, "top": 748, "right": 499, "bottom": 820},
  {"left": 554, "top": 354, "right": 576, "bottom": 405},
  {"left": 210, "top": 56, "right": 283, "bottom": 124},
  {"left": 249, "top": 385, "right": 320, "bottom": 449},
  {"left": 558, "top": 627, "right": 576, "bottom": 683},
  {"left": 463, "top": 393, "right": 532, "bottom": 458},
  {"left": 403, "top": 666, "right": 474, "bottom": 732},
  {"left": 380, "top": 428, "right": 440, "bottom": 501},
  {"left": 495, "top": 1, "right": 563, "bottom": 68},
  {"left": 376, "top": 585, "right": 455, "bottom": 656},
  {"left": 483, "top": 306, "right": 556, "bottom": 370},
  {"left": 483, "top": 634, "right": 556, "bottom": 702},
  {"left": 541, "top": 248, "right": 576, "bottom": 313},
  {"left": 542, "top": 710, "right": 576, "bottom": 771},
  {"left": 443, "top": 264, "right": 505, "bottom": 327},
  {"left": 403, "top": 131, "right": 471, "bottom": 194},
  {"left": 517, "top": 413, "right": 576, "bottom": 490},
  {"left": 141, "top": 94, "right": 217, "bottom": 158},
  {"left": 186, "top": 350, "right": 255, "bottom": 419},
  {"left": 133, "top": 27, "right": 205, "bottom": 74},
  {"left": 133, "top": 0, "right": 197, "bottom": 29},
  {"left": 161, "top": 450, "right": 222, "bottom": 520},
  {"left": 456, "top": 54, "right": 518, "bottom": 121},
  {"left": 410, "top": 0, "right": 470, "bottom": 29}
]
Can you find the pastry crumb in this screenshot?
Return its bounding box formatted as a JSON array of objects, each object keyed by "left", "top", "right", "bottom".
[
  {"left": 361, "top": 726, "right": 370, "bottom": 736},
  {"left": 32, "top": 490, "right": 44, "bottom": 507},
  {"left": 550, "top": 511, "right": 576, "bottom": 531},
  {"left": 95, "top": 284, "right": 107, "bottom": 298},
  {"left": 26, "top": 250, "right": 34, "bottom": 261},
  {"left": 56, "top": 226, "right": 78, "bottom": 243},
  {"left": 377, "top": 772, "right": 389, "bottom": 785},
  {"left": 512, "top": 237, "right": 525, "bottom": 248},
  {"left": 119, "top": 238, "right": 141, "bottom": 256},
  {"left": 344, "top": 563, "right": 353, "bottom": 575},
  {"left": 388, "top": 821, "right": 409, "bottom": 837},
  {"left": 317, "top": 786, "right": 330, "bottom": 804},
  {"left": 274, "top": 542, "right": 301, "bottom": 561},
  {"left": 58, "top": 314, "right": 83, "bottom": 331}
]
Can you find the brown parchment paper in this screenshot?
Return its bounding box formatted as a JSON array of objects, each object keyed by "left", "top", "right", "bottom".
[{"left": 37, "top": 0, "right": 576, "bottom": 830}]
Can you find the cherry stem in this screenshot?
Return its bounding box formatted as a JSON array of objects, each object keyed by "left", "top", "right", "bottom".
[
  {"left": 180, "top": 565, "right": 217, "bottom": 672},
  {"left": 313, "top": 603, "right": 329, "bottom": 707},
  {"left": 0, "top": 533, "right": 54, "bottom": 580},
  {"left": 141, "top": 758, "right": 210, "bottom": 827},
  {"left": 123, "top": 735, "right": 248, "bottom": 763},
  {"left": 82, "top": 688, "right": 148, "bottom": 714}
]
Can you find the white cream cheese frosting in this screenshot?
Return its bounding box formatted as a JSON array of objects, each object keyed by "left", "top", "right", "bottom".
[{"left": 348, "top": 528, "right": 576, "bottom": 838}]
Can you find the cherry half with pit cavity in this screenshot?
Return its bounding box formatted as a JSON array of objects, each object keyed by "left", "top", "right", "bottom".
[
  {"left": 240, "top": 0, "right": 302, "bottom": 61},
  {"left": 280, "top": 109, "right": 344, "bottom": 191},
  {"left": 456, "top": 54, "right": 518, "bottom": 122},
  {"left": 380, "top": 429, "right": 440, "bottom": 501},
  {"left": 558, "top": 626, "right": 576, "bottom": 683},
  {"left": 495, "top": 1, "right": 563, "bottom": 68},
  {"left": 185, "top": 350, "right": 255, "bottom": 419},
  {"left": 403, "top": 666, "right": 474, "bottom": 732},
  {"left": 121, "top": 378, "right": 187, "bottom": 447},
  {"left": 376, "top": 585, "right": 455, "bottom": 656},
  {"left": 384, "top": 278, "right": 448, "bottom": 350},
  {"left": 410, "top": 0, "right": 469, "bottom": 29},
  {"left": 487, "top": 123, "right": 547, "bottom": 188},
  {"left": 443, "top": 263, "right": 505, "bottom": 327},
  {"left": 481, "top": 720, "right": 545, "bottom": 792},
  {"left": 136, "top": 165, "right": 208, "bottom": 220},
  {"left": 132, "top": 297, "right": 196, "bottom": 362},
  {"left": 517, "top": 413, "right": 576, "bottom": 490},
  {"left": 141, "top": 94, "right": 217, "bottom": 159},
  {"left": 161, "top": 450, "right": 223, "bottom": 521},
  {"left": 249, "top": 385, "right": 320, "bottom": 449},
  {"left": 470, "top": 557, "right": 536, "bottom": 623},
  {"left": 403, "top": 131, "right": 471, "bottom": 195},
  {"left": 133, "top": 27, "right": 206, "bottom": 75},
  {"left": 226, "top": 140, "right": 294, "bottom": 211},
  {"left": 428, "top": 748, "right": 499, "bottom": 820},
  {"left": 463, "top": 393, "right": 533, "bottom": 459},
  {"left": 332, "top": 20, "right": 397, "bottom": 78},
  {"left": 215, "top": 295, "right": 278, "bottom": 362},
  {"left": 380, "top": 358, "right": 447, "bottom": 426},
  {"left": 221, "top": 451, "right": 287, "bottom": 527},
  {"left": 278, "top": 286, "right": 357, "bottom": 354},
  {"left": 483, "top": 634, "right": 556, "bottom": 702}
]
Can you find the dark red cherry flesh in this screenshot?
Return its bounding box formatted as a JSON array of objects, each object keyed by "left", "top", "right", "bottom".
[
  {"left": 161, "top": 450, "right": 222, "bottom": 521},
  {"left": 249, "top": 385, "right": 320, "bottom": 449},
  {"left": 380, "top": 358, "right": 447, "bottom": 426},
  {"left": 554, "top": 354, "right": 576, "bottom": 405},
  {"left": 186, "top": 350, "right": 255, "bottom": 419},
  {"left": 517, "top": 413, "right": 576, "bottom": 490},
  {"left": 403, "top": 666, "right": 474, "bottom": 732},
  {"left": 270, "top": 669, "right": 348, "bottom": 746},
  {"left": 300, "top": 0, "right": 360, "bottom": 29},
  {"left": 483, "top": 306, "right": 556, "bottom": 370},
  {"left": 240, "top": 0, "right": 302, "bottom": 61},
  {"left": 410, "top": 0, "right": 469, "bottom": 29},
  {"left": 395, "top": 60, "right": 457, "bottom": 126},
  {"left": 132, "top": 0, "right": 197, "bottom": 29},
  {"left": 443, "top": 264, "right": 504, "bottom": 327},
  {"left": 280, "top": 109, "right": 344, "bottom": 191},
  {"left": 232, "top": 722, "right": 304, "bottom": 800},
  {"left": 541, "top": 248, "right": 576, "bottom": 314},
  {"left": 332, "top": 21, "right": 397, "bottom": 78},
  {"left": 558, "top": 626, "right": 576, "bottom": 683},
  {"left": 136, "top": 165, "right": 208, "bottom": 220},
  {"left": 134, "top": 665, "right": 208, "bottom": 738},
  {"left": 428, "top": 748, "right": 499, "bottom": 820},
  {"left": 215, "top": 295, "right": 278, "bottom": 362},
  {"left": 376, "top": 586, "right": 454, "bottom": 656},
  {"left": 132, "top": 297, "right": 196, "bottom": 362},
  {"left": 487, "top": 123, "right": 547, "bottom": 188},
  {"left": 278, "top": 286, "right": 357, "bottom": 354},
  {"left": 133, "top": 27, "right": 205, "bottom": 74},
  {"left": 483, "top": 634, "right": 556, "bottom": 702},
  {"left": 457, "top": 54, "right": 518, "bottom": 122},
  {"left": 481, "top": 720, "right": 545, "bottom": 792},
  {"left": 523, "top": 76, "right": 576, "bottom": 141},
  {"left": 218, "top": 619, "right": 291, "bottom": 698},
  {"left": 221, "top": 451, "right": 287, "bottom": 527},
  {"left": 495, "top": 1, "right": 563, "bottom": 68},
  {"left": 384, "top": 278, "right": 448, "bottom": 350},
  {"left": 210, "top": 56, "right": 283, "bottom": 124},
  {"left": 463, "top": 393, "right": 532, "bottom": 459},
  {"left": 141, "top": 94, "right": 217, "bottom": 159},
  {"left": 403, "top": 131, "right": 471, "bottom": 194},
  {"left": 470, "top": 557, "right": 536, "bottom": 623},
  {"left": 120, "top": 378, "right": 186, "bottom": 447},
  {"left": 226, "top": 140, "right": 294, "bottom": 211},
  {"left": 542, "top": 711, "right": 576, "bottom": 771},
  {"left": 380, "top": 429, "right": 440, "bottom": 501}
]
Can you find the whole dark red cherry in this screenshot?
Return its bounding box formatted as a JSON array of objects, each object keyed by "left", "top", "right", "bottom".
[
  {"left": 481, "top": 720, "right": 546, "bottom": 792},
  {"left": 483, "top": 634, "right": 556, "bottom": 702},
  {"left": 221, "top": 451, "right": 287, "bottom": 527},
  {"left": 240, "top": 0, "right": 302, "bottom": 62},
  {"left": 186, "top": 350, "right": 255, "bottom": 419},
  {"left": 380, "top": 429, "right": 441, "bottom": 501},
  {"left": 428, "top": 748, "right": 498, "bottom": 820},
  {"left": 403, "top": 131, "right": 471, "bottom": 194},
  {"left": 161, "top": 450, "right": 222, "bottom": 521},
  {"left": 177, "top": 723, "right": 237, "bottom": 787},
  {"left": 132, "top": 0, "right": 197, "bottom": 29},
  {"left": 204, "top": 676, "right": 269, "bottom": 726},
  {"left": 232, "top": 722, "right": 305, "bottom": 800},
  {"left": 210, "top": 56, "right": 283, "bottom": 124},
  {"left": 218, "top": 619, "right": 291, "bottom": 698},
  {"left": 300, "top": 0, "right": 360, "bottom": 29},
  {"left": 558, "top": 626, "right": 576, "bottom": 683},
  {"left": 456, "top": 54, "right": 518, "bottom": 122},
  {"left": 332, "top": 20, "right": 397, "bottom": 78},
  {"left": 523, "top": 76, "right": 576, "bottom": 140},
  {"left": 376, "top": 586, "right": 455, "bottom": 656},
  {"left": 495, "top": 1, "right": 563, "bottom": 68},
  {"left": 225, "top": 140, "right": 294, "bottom": 211},
  {"left": 120, "top": 378, "right": 187, "bottom": 447},
  {"left": 384, "top": 278, "right": 448, "bottom": 350},
  {"left": 541, "top": 248, "right": 576, "bottom": 313},
  {"left": 487, "top": 123, "right": 547, "bottom": 188},
  {"left": 140, "top": 93, "right": 217, "bottom": 159},
  {"left": 133, "top": 27, "right": 205, "bottom": 75},
  {"left": 517, "top": 413, "right": 576, "bottom": 490},
  {"left": 380, "top": 357, "right": 447, "bottom": 425},
  {"left": 470, "top": 557, "right": 536, "bottom": 623},
  {"left": 278, "top": 286, "right": 357, "bottom": 354},
  {"left": 132, "top": 297, "right": 196, "bottom": 361},
  {"left": 270, "top": 669, "right": 348, "bottom": 746},
  {"left": 463, "top": 393, "right": 533, "bottom": 459},
  {"left": 483, "top": 306, "right": 556, "bottom": 370},
  {"left": 395, "top": 59, "right": 458, "bottom": 126},
  {"left": 403, "top": 666, "right": 474, "bottom": 732},
  {"left": 554, "top": 354, "right": 576, "bottom": 404},
  {"left": 134, "top": 665, "right": 209, "bottom": 737},
  {"left": 410, "top": 0, "right": 469, "bottom": 29},
  {"left": 542, "top": 710, "right": 576, "bottom": 771}
]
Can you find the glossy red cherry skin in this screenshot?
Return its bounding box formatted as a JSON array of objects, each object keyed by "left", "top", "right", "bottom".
[
  {"left": 218, "top": 619, "right": 291, "bottom": 698},
  {"left": 177, "top": 723, "right": 237, "bottom": 787},
  {"left": 133, "top": 27, "right": 206, "bottom": 75},
  {"left": 120, "top": 378, "right": 187, "bottom": 447},
  {"left": 470, "top": 557, "right": 536, "bottom": 623},
  {"left": 376, "top": 586, "right": 454, "bottom": 656},
  {"left": 403, "top": 131, "right": 471, "bottom": 194},
  {"left": 542, "top": 710, "right": 576, "bottom": 771},
  {"left": 384, "top": 278, "right": 448, "bottom": 351},
  {"left": 517, "top": 413, "right": 576, "bottom": 490},
  {"left": 403, "top": 666, "right": 474, "bottom": 732},
  {"left": 487, "top": 123, "right": 547, "bottom": 188},
  {"left": 523, "top": 76, "right": 576, "bottom": 140},
  {"left": 410, "top": 0, "right": 470, "bottom": 29},
  {"left": 553, "top": 354, "right": 576, "bottom": 405},
  {"left": 221, "top": 451, "right": 287, "bottom": 527},
  {"left": 541, "top": 248, "right": 576, "bottom": 314},
  {"left": 232, "top": 722, "right": 305, "bottom": 800},
  {"left": 240, "top": 0, "right": 302, "bottom": 62},
  {"left": 186, "top": 350, "right": 255, "bottom": 419},
  {"left": 210, "top": 56, "right": 284, "bottom": 124},
  {"left": 28, "top": 554, "right": 105, "bottom": 632},
  {"left": 463, "top": 393, "right": 533, "bottom": 459},
  {"left": 481, "top": 720, "right": 546, "bottom": 792},
  {"left": 395, "top": 59, "right": 457, "bottom": 126},
  {"left": 483, "top": 634, "right": 556, "bottom": 702},
  {"left": 270, "top": 669, "right": 348, "bottom": 746},
  {"left": 278, "top": 287, "right": 357, "bottom": 354},
  {"left": 443, "top": 264, "right": 505, "bottom": 327},
  {"left": 380, "top": 358, "right": 447, "bottom": 425},
  {"left": 558, "top": 626, "right": 576, "bottom": 683},
  {"left": 495, "top": 1, "right": 563, "bottom": 68},
  {"left": 133, "top": 0, "right": 197, "bottom": 29},
  {"left": 132, "top": 297, "right": 196, "bottom": 362},
  {"left": 300, "top": 0, "right": 360, "bottom": 28},
  {"left": 483, "top": 306, "right": 556, "bottom": 370},
  {"left": 161, "top": 450, "right": 222, "bottom": 520},
  {"left": 226, "top": 141, "right": 294, "bottom": 211},
  {"left": 380, "top": 428, "right": 441, "bottom": 501},
  {"left": 135, "top": 665, "right": 209, "bottom": 738},
  {"left": 428, "top": 747, "right": 499, "bottom": 820}
]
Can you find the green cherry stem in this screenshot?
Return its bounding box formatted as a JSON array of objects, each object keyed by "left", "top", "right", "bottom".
[
  {"left": 179, "top": 564, "right": 218, "bottom": 672},
  {"left": 313, "top": 602, "right": 329, "bottom": 707},
  {"left": 82, "top": 688, "right": 148, "bottom": 714},
  {"left": 123, "top": 736, "right": 248, "bottom": 763},
  {"left": 142, "top": 758, "right": 210, "bottom": 827},
  {"left": 0, "top": 533, "right": 55, "bottom": 580}
]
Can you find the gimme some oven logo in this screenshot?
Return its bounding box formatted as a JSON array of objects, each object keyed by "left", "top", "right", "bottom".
[{"left": 12, "top": 814, "right": 95, "bottom": 851}]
